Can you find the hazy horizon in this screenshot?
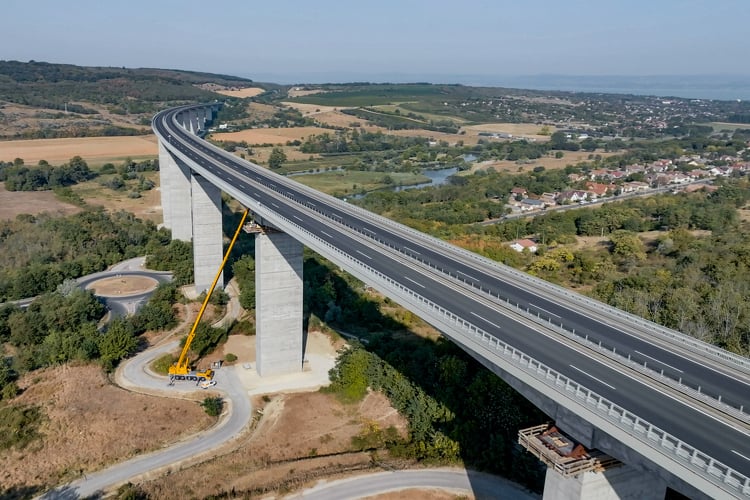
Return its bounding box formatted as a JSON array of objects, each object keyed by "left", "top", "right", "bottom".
[{"left": 4, "top": 0, "right": 750, "bottom": 100}]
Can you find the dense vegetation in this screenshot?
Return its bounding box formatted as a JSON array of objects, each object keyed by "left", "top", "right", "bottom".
[
  {"left": 0, "top": 60, "right": 253, "bottom": 114},
  {"left": 0, "top": 208, "right": 172, "bottom": 301}
]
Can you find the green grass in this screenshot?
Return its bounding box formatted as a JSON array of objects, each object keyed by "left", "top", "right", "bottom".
[
  {"left": 293, "top": 170, "right": 430, "bottom": 197},
  {"left": 703, "top": 121, "right": 750, "bottom": 132},
  {"left": 0, "top": 404, "right": 45, "bottom": 450}
]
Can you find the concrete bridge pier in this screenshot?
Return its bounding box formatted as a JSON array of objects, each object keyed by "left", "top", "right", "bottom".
[
  {"left": 543, "top": 465, "right": 667, "bottom": 500},
  {"left": 255, "top": 230, "right": 304, "bottom": 376},
  {"left": 158, "top": 144, "right": 224, "bottom": 293},
  {"left": 191, "top": 174, "right": 223, "bottom": 293}
]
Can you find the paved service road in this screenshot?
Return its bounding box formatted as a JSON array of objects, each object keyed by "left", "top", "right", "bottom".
[
  {"left": 40, "top": 341, "right": 252, "bottom": 499},
  {"left": 287, "top": 468, "right": 538, "bottom": 500}
]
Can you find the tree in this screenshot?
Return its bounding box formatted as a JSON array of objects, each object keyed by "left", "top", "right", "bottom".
[{"left": 268, "top": 147, "right": 287, "bottom": 169}]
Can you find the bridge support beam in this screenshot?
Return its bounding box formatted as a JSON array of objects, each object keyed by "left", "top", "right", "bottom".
[
  {"left": 255, "top": 230, "right": 304, "bottom": 377},
  {"left": 543, "top": 464, "right": 666, "bottom": 500},
  {"left": 191, "top": 174, "right": 223, "bottom": 293}
]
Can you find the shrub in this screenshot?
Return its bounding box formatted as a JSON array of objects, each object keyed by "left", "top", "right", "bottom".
[
  {"left": 201, "top": 396, "right": 223, "bottom": 417},
  {"left": 224, "top": 353, "right": 237, "bottom": 363}
]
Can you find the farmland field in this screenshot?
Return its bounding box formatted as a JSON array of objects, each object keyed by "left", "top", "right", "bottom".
[
  {"left": 210, "top": 126, "right": 332, "bottom": 145},
  {"left": 0, "top": 135, "right": 158, "bottom": 165}
]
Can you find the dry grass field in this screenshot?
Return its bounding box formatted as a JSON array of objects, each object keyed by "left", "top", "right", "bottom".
[
  {"left": 0, "top": 135, "right": 158, "bottom": 165},
  {"left": 210, "top": 126, "right": 332, "bottom": 145},
  {"left": 462, "top": 123, "right": 554, "bottom": 142},
  {"left": 470, "top": 150, "right": 617, "bottom": 174},
  {"left": 0, "top": 184, "right": 81, "bottom": 220},
  {"left": 3, "top": 364, "right": 214, "bottom": 493},
  {"left": 213, "top": 87, "right": 265, "bottom": 98},
  {"left": 71, "top": 172, "right": 163, "bottom": 223}
]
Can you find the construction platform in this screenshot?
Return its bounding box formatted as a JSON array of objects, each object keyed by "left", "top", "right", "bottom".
[{"left": 518, "top": 423, "right": 621, "bottom": 478}]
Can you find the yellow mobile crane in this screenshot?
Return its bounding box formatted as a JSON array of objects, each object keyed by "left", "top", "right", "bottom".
[{"left": 169, "top": 208, "right": 249, "bottom": 384}]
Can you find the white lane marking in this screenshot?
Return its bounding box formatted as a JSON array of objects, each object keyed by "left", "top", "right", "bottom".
[
  {"left": 293, "top": 215, "right": 303, "bottom": 222},
  {"left": 470, "top": 311, "right": 502, "bottom": 330},
  {"left": 635, "top": 350, "right": 684, "bottom": 373},
  {"left": 530, "top": 303, "right": 561, "bottom": 318},
  {"left": 569, "top": 365, "right": 617, "bottom": 390},
  {"left": 403, "top": 245, "right": 421, "bottom": 255},
  {"left": 271, "top": 203, "right": 279, "bottom": 208},
  {"left": 356, "top": 250, "right": 372, "bottom": 260},
  {"left": 732, "top": 449, "right": 750, "bottom": 462},
  {"left": 457, "top": 270, "right": 480, "bottom": 281},
  {"left": 320, "top": 230, "right": 332, "bottom": 238},
  {"left": 404, "top": 276, "right": 426, "bottom": 289}
]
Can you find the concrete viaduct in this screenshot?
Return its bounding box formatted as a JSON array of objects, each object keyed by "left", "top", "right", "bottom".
[{"left": 154, "top": 103, "right": 750, "bottom": 499}]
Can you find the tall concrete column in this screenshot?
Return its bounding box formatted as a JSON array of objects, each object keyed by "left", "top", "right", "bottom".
[
  {"left": 191, "top": 174, "right": 224, "bottom": 293},
  {"left": 543, "top": 465, "right": 666, "bottom": 500},
  {"left": 158, "top": 141, "right": 172, "bottom": 230},
  {"left": 168, "top": 157, "right": 193, "bottom": 242},
  {"left": 255, "top": 231, "right": 304, "bottom": 376}
]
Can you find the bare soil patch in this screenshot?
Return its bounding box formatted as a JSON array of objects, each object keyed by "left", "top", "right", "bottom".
[
  {"left": 211, "top": 127, "right": 332, "bottom": 146},
  {"left": 140, "top": 389, "right": 408, "bottom": 499},
  {"left": 0, "top": 135, "right": 158, "bottom": 165},
  {"left": 0, "top": 183, "right": 81, "bottom": 220},
  {"left": 213, "top": 87, "right": 265, "bottom": 98},
  {"left": 2, "top": 364, "right": 213, "bottom": 492},
  {"left": 85, "top": 276, "right": 158, "bottom": 297}
]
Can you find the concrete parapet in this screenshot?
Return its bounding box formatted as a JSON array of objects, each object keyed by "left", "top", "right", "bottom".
[{"left": 255, "top": 231, "right": 304, "bottom": 377}]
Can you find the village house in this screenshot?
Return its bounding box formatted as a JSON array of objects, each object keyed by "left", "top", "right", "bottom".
[
  {"left": 510, "top": 239, "right": 538, "bottom": 253},
  {"left": 558, "top": 190, "right": 589, "bottom": 204},
  {"left": 520, "top": 198, "right": 546, "bottom": 211}
]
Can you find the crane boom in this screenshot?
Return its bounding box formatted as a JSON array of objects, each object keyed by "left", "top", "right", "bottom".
[{"left": 169, "top": 208, "right": 249, "bottom": 382}]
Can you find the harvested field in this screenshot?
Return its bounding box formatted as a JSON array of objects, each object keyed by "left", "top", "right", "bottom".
[
  {"left": 2, "top": 364, "right": 214, "bottom": 493},
  {"left": 0, "top": 135, "right": 158, "bottom": 165},
  {"left": 0, "top": 183, "right": 81, "bottom": 220},
  {"left": 287, "top": 88, "right": 326, "bottom": 98},
  {"left": 213, "top": 87, "right": 265, "bottom": 98},
  {"left": 388, "top": 128, "right": 478, "bottom": 145},
  {"left": 462, "top": 123, "right": 554, "bottom": 142},
  {"left": 210, "top": 126, "right": 332, "bottom": 146}
]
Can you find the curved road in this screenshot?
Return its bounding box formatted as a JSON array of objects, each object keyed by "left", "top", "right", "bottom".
[
  {"left": 287, "top": 468, "right": 538, "bottom": 500},
  {"left": 41, "top": 340, "right": 252, "bottom": 499}
]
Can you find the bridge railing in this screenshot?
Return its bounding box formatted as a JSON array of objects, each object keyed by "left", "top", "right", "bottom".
[
  {"left": 337, "top": 199, "right": 750, "bottom": 373},
  {"left": 251, "top": 204, "right": 750, "bottom": 500}
]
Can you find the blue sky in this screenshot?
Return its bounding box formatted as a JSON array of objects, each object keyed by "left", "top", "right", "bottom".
[{"left": 3, "top": 0, "right": 749, "bottom": 83}]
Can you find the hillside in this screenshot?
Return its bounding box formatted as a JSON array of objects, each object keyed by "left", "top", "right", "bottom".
[{"left": 0, "top": 60, "right": 260, "bottom": 139}]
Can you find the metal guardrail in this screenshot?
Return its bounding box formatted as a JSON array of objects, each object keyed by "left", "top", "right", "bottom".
[{"left": 158, "top": 107, "right": 750, "bottom": 498}]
